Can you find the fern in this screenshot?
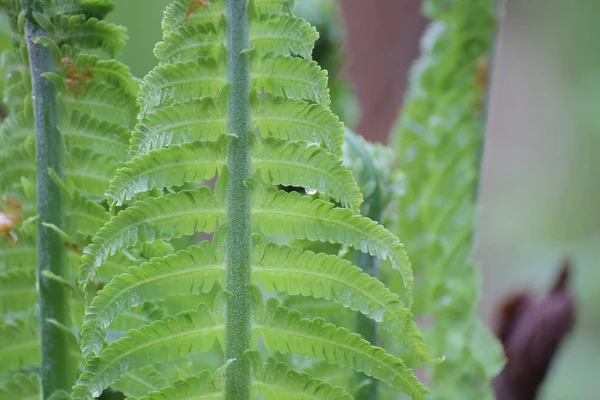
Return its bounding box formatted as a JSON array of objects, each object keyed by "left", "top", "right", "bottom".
[
  {"left": 0, "top": 0, "right": 139, "bottom": 397},
  {"left": 391, "top": 0, "right": 504, "bottom": 398},
  {"left": 73, "top": 0, "right": 429, "bottom": 399}
]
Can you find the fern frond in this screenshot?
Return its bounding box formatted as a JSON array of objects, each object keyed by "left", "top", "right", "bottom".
[
  {"left": 153, "top": 20, "right": 226, "bottom": 63},
  {"left": 107, "top": 139, "right": 226, "bottom": 205},
  {"left": 254, "top": 139, "right": 362, "bottom": 211},
  {"left": 249, "top": 14, "right": 318, "bottom": 59},
  {"left": 129, "top": 96, "right": 226, "bottom": 157},
  {"left": 73, "top": 53, "right": 139, "bottom": 98},
  {"left": 129, "top": 93, "right": 343, "bottom": 158},
  {"left": 109, "top": 138, "right": 360, "bottom": 210},
  {"left": 0, "top": 373, "right": 39, "bottom": 400},
  {"left": 52, "top": 15, "right": 127, "bottom": 57},
  {"left": 253, "top": 242, "right": 427, "bottom": 361},
  {"left": 65, "top": 148, "right": 121, "bottom": 201},
  {"left": 138, "top": 58, "right": 226, "bottom": 112},
  {"left": 79, "top": 188, "right": 222, "bottom": 288},
  {"left": 128, "top": 353, "right": 353, "bottom": 400},
  {"left": 252, "top": 94, "right": 343, "bottom": 156},
  {"left": 112, "top": 365, "right": 171, "bottom": 398},
  {"left": 72, "top": 306, "right": 222, "bottom": 400},
  {"left": 252, "top": 55, "right": 329, "bottom": 105},
  {"left": 256, "top": 299, "right": 428, "bottom": 399},
  {"left": 128, "top": 370, "right": 220, "bottom": 400},
  {"left": 58, "top": 82, "right": 138, "bottom": 128},
  {"left": 61, "top": 109, "right": 130, "bottom": 161},
  {"left": 155, "top": 15, "right": 316, "bottom": 63},
  {"left": 0, "top": 269, "right": 37, "bottom": 314},
  {"left": 161, "top": 0, "right": 295, "bottom": 34},
  {"left": 0, "top": 241, "right": 37, "bottom": 271},
  {"left": 80, "top": 241, "right": 223, "bottom": 358},
  {"left": 253, "top": 355, "right": 353, "bottom": 400},
  {"left": 252, "top": 186, "right": 413, "bottom": 302},
  {"left": 139, "top": 55, "right": 328, "bottom": 113},
  {"left": 0, "top": 318, "right": 39, "bottom": 373},
  {"left": 65, "top": 188, "right": 111, "bottom": 240}
]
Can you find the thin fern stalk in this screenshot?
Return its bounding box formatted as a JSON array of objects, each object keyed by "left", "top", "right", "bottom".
[
  {"left": 354, "top": 202, "right": 382, "bottom": 400},
  {"left": 23, "top": 0, "right": 74, "bottom": 397},
  {"left": 224, "top": 0, "right": 253, "bottom": 398}
]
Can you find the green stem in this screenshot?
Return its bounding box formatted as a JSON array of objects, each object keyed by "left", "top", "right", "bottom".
[
  {"left": 354, "top": 203, "right": 382, "bottom": 400},
  {"left": 224, "top": 0, "right": 252, "bottom": 399},
  {"left": 23, "top": 0, "right": 75, "bottom": 398}
]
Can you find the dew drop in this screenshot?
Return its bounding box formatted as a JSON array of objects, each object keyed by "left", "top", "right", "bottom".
[{"left": 305, "top": 188, "right": 317, "bottom": 195}]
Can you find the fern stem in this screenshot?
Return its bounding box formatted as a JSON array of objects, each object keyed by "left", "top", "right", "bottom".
[
  {"left": 355, "top": 204, "right": 382, "bottom": 400},
  {"left": 224, "top": 0, "right": 252, "bottom": 398},
  {"left": 23, "top": 0, "right": 75, "bottom": 398}
]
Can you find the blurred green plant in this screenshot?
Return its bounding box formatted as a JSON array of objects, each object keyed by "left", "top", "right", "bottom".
[{"left": 391, "top": 0, "right": 504, "bottom": 399}]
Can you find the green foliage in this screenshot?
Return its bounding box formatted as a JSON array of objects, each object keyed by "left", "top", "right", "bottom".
[
  {"left": 391, "top": 0, "right": 504, "bottom": 398},
  {"left": 72, "top": 0, "right": 428, "bottom": 399},
  {"left": 0, "top": 0, "right": 139, "bottom": 397}
]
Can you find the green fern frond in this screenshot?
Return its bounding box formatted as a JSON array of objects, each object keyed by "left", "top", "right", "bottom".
[
  {"left": 253, "top": 242, "right": 427, "bottom": 361},
  {"left": 79, "top": 233, "right": 422, "bottom": 360},
  {"left": 0, "top": 373, "right": 40, "bottom": 400},
  {"left": 129, "top": 96, "right": 226, "bottom": 156},
  {"left": 138, "top": 58, "right": 226, "bottom": 112},
  {"left": 252, "top": 355, "right": 353, "bottom": 400},
  {"left": 79, "top": 188, "right": 222, "bottom": 288},
  {"left": 109, "top": 138, "right": 360, "bottom": 210},
  {"left": 112, "top": 365, "right": 171, "bottom": 398},
  {"left": 153, "top": 20, "right": 226, "bottom": 63},
  {"left": 64, "top": 148, "right": 121, "bottom": 201},
  {"left": 0, "top": 269, "right": 37, "bottom": 314},
  {"left": 61, "top": 109, "right": 130, "bottom": 160},
  {"left": 0, "top": 242, "right": 37, "bottom": 271},
  {"left": 256, "top": 299, "right": 428, "bottom": 399},
  {"left": 107, "top": 139, "right": 226, "bottom": 205},
  {"left": 129, "top": 93, "right": 343, "bottom": 157},
  {"left": 251, "top": 55, "right": 329, "bottom": 105},
  {"left": 72, "top": 306, "right": 222, "bottom": 400},
  {"left": 251, "top": 94, "right": 344, "bottom": 156},
  {"left": 52, "top": 15, "right": 127, "bottom": 57},
  {"left": 0, "top": 317, "right": 40, "bottom": 374},
  {"left": 161, "top": 0, "right": 295, "bottom": 34},
  {"left": 126, "top": 370, "right": 221, "bottom": 400},
  {"left": 252, "top": 185, "right": 413, "bottom": 302},
  {"left": 80, "top": 241, "right": 223, "bottom": 358},
  {"left": 155, "top": 14, "right": 316, "bottom": 62},
  {"left": 127, "top": 353, "right": 353, "bottom": 400},
  {"left": 58, "top": 82, "right": 138, "bottom": 127}
]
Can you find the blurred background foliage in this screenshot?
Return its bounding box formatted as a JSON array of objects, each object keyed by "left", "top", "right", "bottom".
[{"left": 0, "top": 0, "right": 596, "bottom": 398}]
